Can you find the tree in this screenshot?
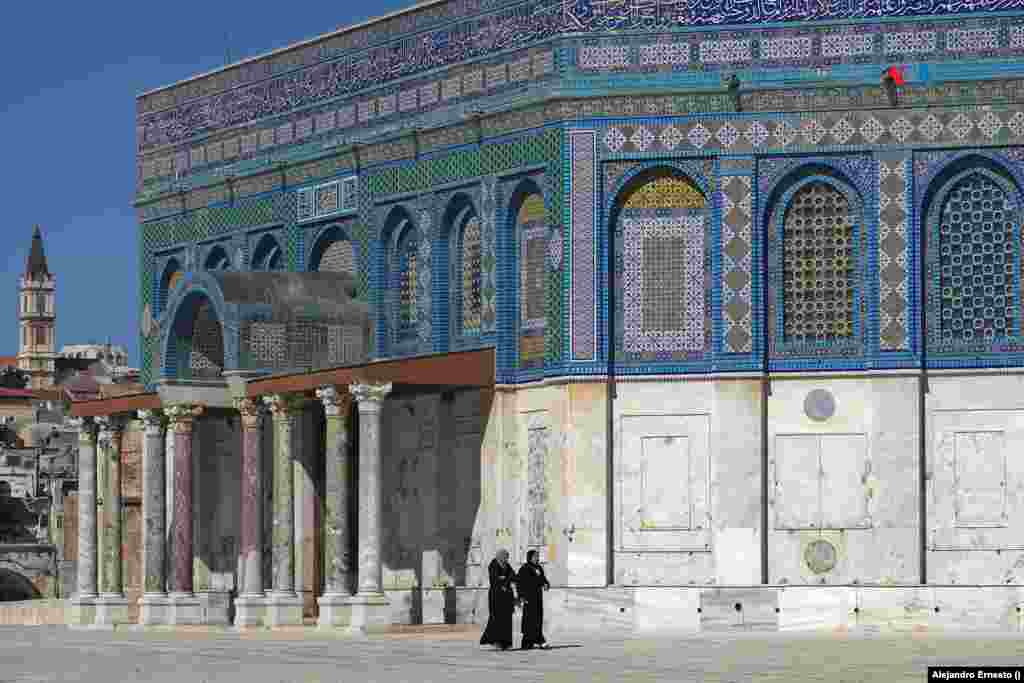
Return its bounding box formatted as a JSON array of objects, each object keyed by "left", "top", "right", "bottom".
[{"left": 0, "top": 366, "right": 29, "bottom": 390}]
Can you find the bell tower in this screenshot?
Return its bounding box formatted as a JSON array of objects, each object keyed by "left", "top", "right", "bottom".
[{"left": 17, "top": 225, "right": 56, "bottom": 390}]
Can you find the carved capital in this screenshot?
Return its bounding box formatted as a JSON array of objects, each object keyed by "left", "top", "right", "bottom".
[
  {"left": 96, "top": 416, "right": 127, "bottom": 448},
  {"left": 316, "top": 386, "right": 352, "bottom": 418},
  {"left": 137, "top": 409, "right": 165, "bottom": 435},
  {"left": 233, "top": 397, "right": 266, "bottom": 430},
  {"left": 67, "top": 417, "right": 96, "bottom": 443},
  {"left": 349, "top": 382, "right": 392, "bottom": 413},
  {"left": 262, "top": 393, "right": 309, "bottom": 421},
  {"left": 165, "top": 403, "right": 204, "bottom": 433}
]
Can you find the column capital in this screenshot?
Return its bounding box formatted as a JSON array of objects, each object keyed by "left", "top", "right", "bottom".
[
  {"left": 165, "top": 403, "right": 204, "bottom": 433},
  {"left": 234, "top": 397, "right": 267, "bottom": 430},
  {"left": 316, "top": 386, "right": 353, "bottom": 417},
  {"left": 262, "top": 393, "right": 310, "bottom": 420},
  {"left": 349, "top": 382, "right": 393, "bottom": 411},
  {"left": 137, "top": 409, "right": 165, "bottom": 435},
  {"left": 96, "top": 415, "right": 128, "bottom": 446}
]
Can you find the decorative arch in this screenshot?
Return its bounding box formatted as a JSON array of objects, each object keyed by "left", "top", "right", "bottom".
[
  {"left": 443, "top": 193, "right": 482, "bottom": 342},
  {"left": 309, "top": 224, "right": 357, "bottom": 276},
  {"left": 251, "top": 233, "right": 284, "bottom": 271},
  {"left": 609, "top": 166, "right": 713, "bottom": 363},
  {"left": 922, "top": 157, "right": 1024, "bottom": 352},
  {"left": 157, "top": 258, "right": 183, "bottom": 317},
  {"left": 204, "top": 245, "right": 231, "bottom": 271},
  {"left": 160, "top": 274, "right": 231, "bottom": 381},
  {"left": 766, "top": 166, "right": 867, "bottom": 356},
  {"left": 381, "top": 206, "right": 422, "bottom": 351},
  {"left": 508, "top": 178, "right": 547, "bottom": 371}
]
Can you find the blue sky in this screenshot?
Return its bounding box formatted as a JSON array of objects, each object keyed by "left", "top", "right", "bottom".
[{"left": 1, "top": 1, "right": 412, "bottom": 365}]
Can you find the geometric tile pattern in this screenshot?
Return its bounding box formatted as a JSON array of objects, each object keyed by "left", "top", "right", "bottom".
[
  {"left": 721, "top": 173, "right": 754, "bottom": 353},
  {"left": 936, "top": 172, "right": 1016, "bottom": 344},
  {"left": 396, "top": 227, "right": 419, "bottom": 344},
  {"left": 569, "top": 130, "right": 597, "bottom": 361},
  {"left": 878, "top": 156, "right": 910, "bottom": 351},
  {"left": 481, "top": 177, "right": 498, "bottom": 335},
  {"left": 316, "top": 239, "right": 356, "bottom": 275},
  {"left": 460, "top": 217, "right": 483, "bottom": 337},
  {"left": 622, "top": 215, "right": 706, "bottom": 353},
  {"left": 520, "top": 193, "right": 547, "bottom": 371},
  {"left": 782, "top": 182, "right": 856, "bottom": 342},
  {"left": 189, "top": 299, "right": 224, "bottom": 378}
]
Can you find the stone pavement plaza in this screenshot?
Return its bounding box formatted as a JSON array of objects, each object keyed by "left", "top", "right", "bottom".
[{"left": 2, "top": 628, "right": 1024, "bottom": 683}]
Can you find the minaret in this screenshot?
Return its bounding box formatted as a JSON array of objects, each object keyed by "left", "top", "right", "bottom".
[{"left": 17, "top": 226, "right": 56, "bottom": 390}]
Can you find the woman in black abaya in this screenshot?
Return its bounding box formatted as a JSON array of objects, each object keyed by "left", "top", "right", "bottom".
[
  {"left": 479, "top": 549, "right": 517, "bottom": 650},
  {"left": 517, "top": 549, "right": 550, "bottom": 650}
]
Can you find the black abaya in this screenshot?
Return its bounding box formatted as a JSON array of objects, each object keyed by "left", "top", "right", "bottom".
[
  {"left": 479, "top": 559, "right": 516, "bottom": 649},
  {"left": 516, "top": 562, "right": 550, "bottom": 649}
]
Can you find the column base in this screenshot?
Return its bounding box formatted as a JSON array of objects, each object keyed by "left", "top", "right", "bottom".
[
  {"left": 344, "top": 592, "right": 392, "bottom": 635},
  {"left": 93, "top": 594, "right": 131, "bottom": 629},
  {"left": 265, "top": 592, "right": 303, "bottom": 628},
  {"left": 66, "top": 594, "right": 97, "bottom": 628},
  {"left": 233, "top": 594, "right": 267, "bottom": 629},
  {"left": 316, "top": 593, "right": 353, "bottom": 629},
  {"left": 196, "top": 591, "right": 231, "bottom": 626},
  {"left": 138, "top": 593, "right": 170, "bottom": 626},
  {"left": 167, "top": 593, "right": 203, "bottom": 626}
]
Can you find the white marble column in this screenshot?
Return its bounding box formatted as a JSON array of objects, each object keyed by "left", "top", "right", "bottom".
[
  {"left": 346, "top": 382, "right": 392, "bottom": 634},
  {"left": 67, "top": 417, "right": 98, "bottom": 627},
  {"left": 316, "top": 386, "right": 354, "bottom": 628},
  {"left": 138, "top": 409, "right": 169, "bottom": 625},
  {"left": 234, "top": 397, "right": 267, "bottom": 628},
  {"left": 94, "top": 416, "right": 130, "bottom": 628},
  {"left": 262, "top": 394, "right": 305, "bottom": 627}
]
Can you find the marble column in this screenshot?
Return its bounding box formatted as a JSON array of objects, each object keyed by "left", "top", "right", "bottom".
[
  {"left": 347, "top": 382, "right": 393, "bottom": 634},
  {"left": 138, "top": 409, "right": 169, "bottom": 625},
  {"left": 234, "top": 397, "right": 267, "bottom": 628},
  {"left": 94, "top": 416, "right": 130, "bottom": 628},
  {"left": 68, "top": 417, "right": 97, "bottom": 627},
  {"left": 316, "top": 386, "right": 354, "bottom": 628},
  {"left": 262, "top": 394, "right": 305, "bottom": 627},
  {"left": 164, "top": 403, "right": 204, "bottom": 625}
]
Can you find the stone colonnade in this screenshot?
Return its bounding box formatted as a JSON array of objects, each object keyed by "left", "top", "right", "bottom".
[{"left": 67, "top": 382, "right": 392, "bottom": 631}]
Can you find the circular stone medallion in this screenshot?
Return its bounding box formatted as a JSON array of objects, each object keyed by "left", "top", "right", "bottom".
[
  {"left": 804, "top": 389, "right": 836, "bottom": 422},
  {"left": 804, "top": 539, "right": 838, "bottom": 574}
]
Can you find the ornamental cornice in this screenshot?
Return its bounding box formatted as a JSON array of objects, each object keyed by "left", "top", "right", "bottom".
[
  {"left": 316, "top": 385, "right": 353, "bottom": 417},
  {"left": 165, "top": 403, "right": 205, "bottom": 433}
]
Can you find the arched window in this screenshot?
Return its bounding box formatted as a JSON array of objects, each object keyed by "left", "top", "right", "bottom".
[
  {"left": 935, "top": 171, "right": 1016, "bottom": 343},
  {"left": 252, "top": 234, "right": 284, "bottom": 271},
  {"left": 614, "top": 170, "right": 710, "bottom": 361},
  {"left": 459, "top": 215, "right": 483, "bottom": 337},
  {"left": 158, "top": 259, "right": 183, "bottom": 315},
  {"left": 394, "top": 226, "right": 419, "bottom": 344},
  {"left": 189, "top": 298, "right": 224, "bottom": 378},
  {"left": 517, "top": 191, "right": 547, "bottom": 369},
  {"left": 204, "top": 246, "right": 231, "bottom": 271},
  {"left": 781, "top": 182, "right": 856, "bottom": 343},
  {"left": 312, "top": 233, "right": 355, "bottom": 275}
]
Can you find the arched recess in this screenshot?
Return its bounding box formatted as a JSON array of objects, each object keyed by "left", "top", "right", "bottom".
[
  {"left": 764, "top": 166, "right": 866, "bottom": 356},
  {"left": 509, "top": 179, "right": 547, "bottom": 371},
  {"left": 204, "top": 245, "right": 231, "bottom": 271},
  {"left": 0, "top": 568, "right": 41, "bottom": 602},
  {"left": 922, "top": 157, "right": 1024, "bottom": 351},
  {"left": 310, "top": 225, "right": 357, "bottom": 277},
  {"left": 163, "top": 289, "right": 225, "bottom": 380},
  {"left": 382, "top": 207, "right": 421, "bottom": 351},
  {"left": 157, "top": 258, "right": 183, "bottom": 317},
  {"left": 610, "top": 167, "right": 713, "bottom": 364},
  {"left": 443, "top": 194, "right": 482, "bottom": 344},
  {"left": 252, "top": 233, "right": 284, "bottom": 271}
]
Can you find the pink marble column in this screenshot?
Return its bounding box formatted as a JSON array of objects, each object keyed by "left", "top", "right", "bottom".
[
  {"left": 165, "top": 404, "right": 203, "bottom": 596},
  {"left": 235, "top": 398, "right": 265, "bottom": 598}
]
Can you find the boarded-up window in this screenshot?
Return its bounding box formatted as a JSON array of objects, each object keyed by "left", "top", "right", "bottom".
[
  {"left": 954, "top": 431, "right": 1007, "bottom": 528},
  {"left": 774, "top": 433, "right": 869, "bottom": 530}
]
